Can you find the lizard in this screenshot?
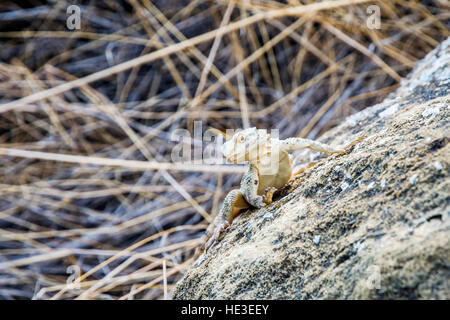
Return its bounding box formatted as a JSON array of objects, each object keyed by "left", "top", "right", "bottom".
[{"left": 193, "top": 127, "right": 365, "bottom": 264}]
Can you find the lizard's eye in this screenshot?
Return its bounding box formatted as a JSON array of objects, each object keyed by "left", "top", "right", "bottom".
[{"left": 237, "top": 134, "right": 245, "bottom": 143}]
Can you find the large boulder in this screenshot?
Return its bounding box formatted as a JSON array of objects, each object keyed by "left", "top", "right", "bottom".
[{"left": 172, "top": 38, "right": 450, "bottom": 299}]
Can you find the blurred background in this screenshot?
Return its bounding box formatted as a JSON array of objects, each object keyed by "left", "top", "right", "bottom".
[{"left": 0, "top": 0, "right": 448, "bottom": 299}]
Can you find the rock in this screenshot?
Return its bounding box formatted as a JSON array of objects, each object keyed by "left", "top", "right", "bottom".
[{"left": 172, "top": 38, "right": 450, "bottom": 299}]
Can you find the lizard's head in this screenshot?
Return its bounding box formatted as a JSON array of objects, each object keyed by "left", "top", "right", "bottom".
[{"left": 221, "top": 127, "right": 271, "bottom": 164}]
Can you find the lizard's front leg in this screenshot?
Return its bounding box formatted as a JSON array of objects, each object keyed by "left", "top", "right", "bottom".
[
  {"left": 194, "top": 189, "right": 249, "bottom": 260},
  {"left": 240, "top": 164, "right": 265, "bottom": 208}
]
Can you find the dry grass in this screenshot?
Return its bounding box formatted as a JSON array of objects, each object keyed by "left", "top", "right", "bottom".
[{"left": 0, "top": 0, "right": 448, "bottom": 299}]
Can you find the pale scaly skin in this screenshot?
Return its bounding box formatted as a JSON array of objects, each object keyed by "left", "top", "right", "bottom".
[{"left": 194, "top": 128, "right": 364, "bottom": 264}]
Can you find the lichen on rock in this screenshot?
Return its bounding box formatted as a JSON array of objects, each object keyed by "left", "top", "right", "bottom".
[{"left": 172, "top": 38, "right": 450, "bottom": 300}]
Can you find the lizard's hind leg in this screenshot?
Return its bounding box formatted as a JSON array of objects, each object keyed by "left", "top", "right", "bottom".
[
  {"left": 281, "top": 137, "right": 347, "bottom": 154},
  {"left": 194, "top": 189, "right": 249, "bottom": 260}
]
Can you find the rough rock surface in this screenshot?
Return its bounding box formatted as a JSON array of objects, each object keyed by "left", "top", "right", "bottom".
[{"left": 173, "top": 38, "right": 450, "bottom": 299}]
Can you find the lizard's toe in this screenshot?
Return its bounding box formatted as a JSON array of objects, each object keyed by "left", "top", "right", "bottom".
[
  {"left": 204, "top": 220, "right": 229, "bottom": 252},
  {"left": 204, "top": 236, "right": 215, "bottom": 252},
  {"left": 250, "top": 195, "right": 265, "bottom": 208},
  {"left": 193, "top": 254, "right": 207, "bottom": 267},
  {"left": 263, "top": 187, "right": 277, "bottom": 204}
]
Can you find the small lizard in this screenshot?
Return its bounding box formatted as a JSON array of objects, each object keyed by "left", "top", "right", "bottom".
[{"left": 194, "top": 127, "right": 364, "bottom": 263}]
